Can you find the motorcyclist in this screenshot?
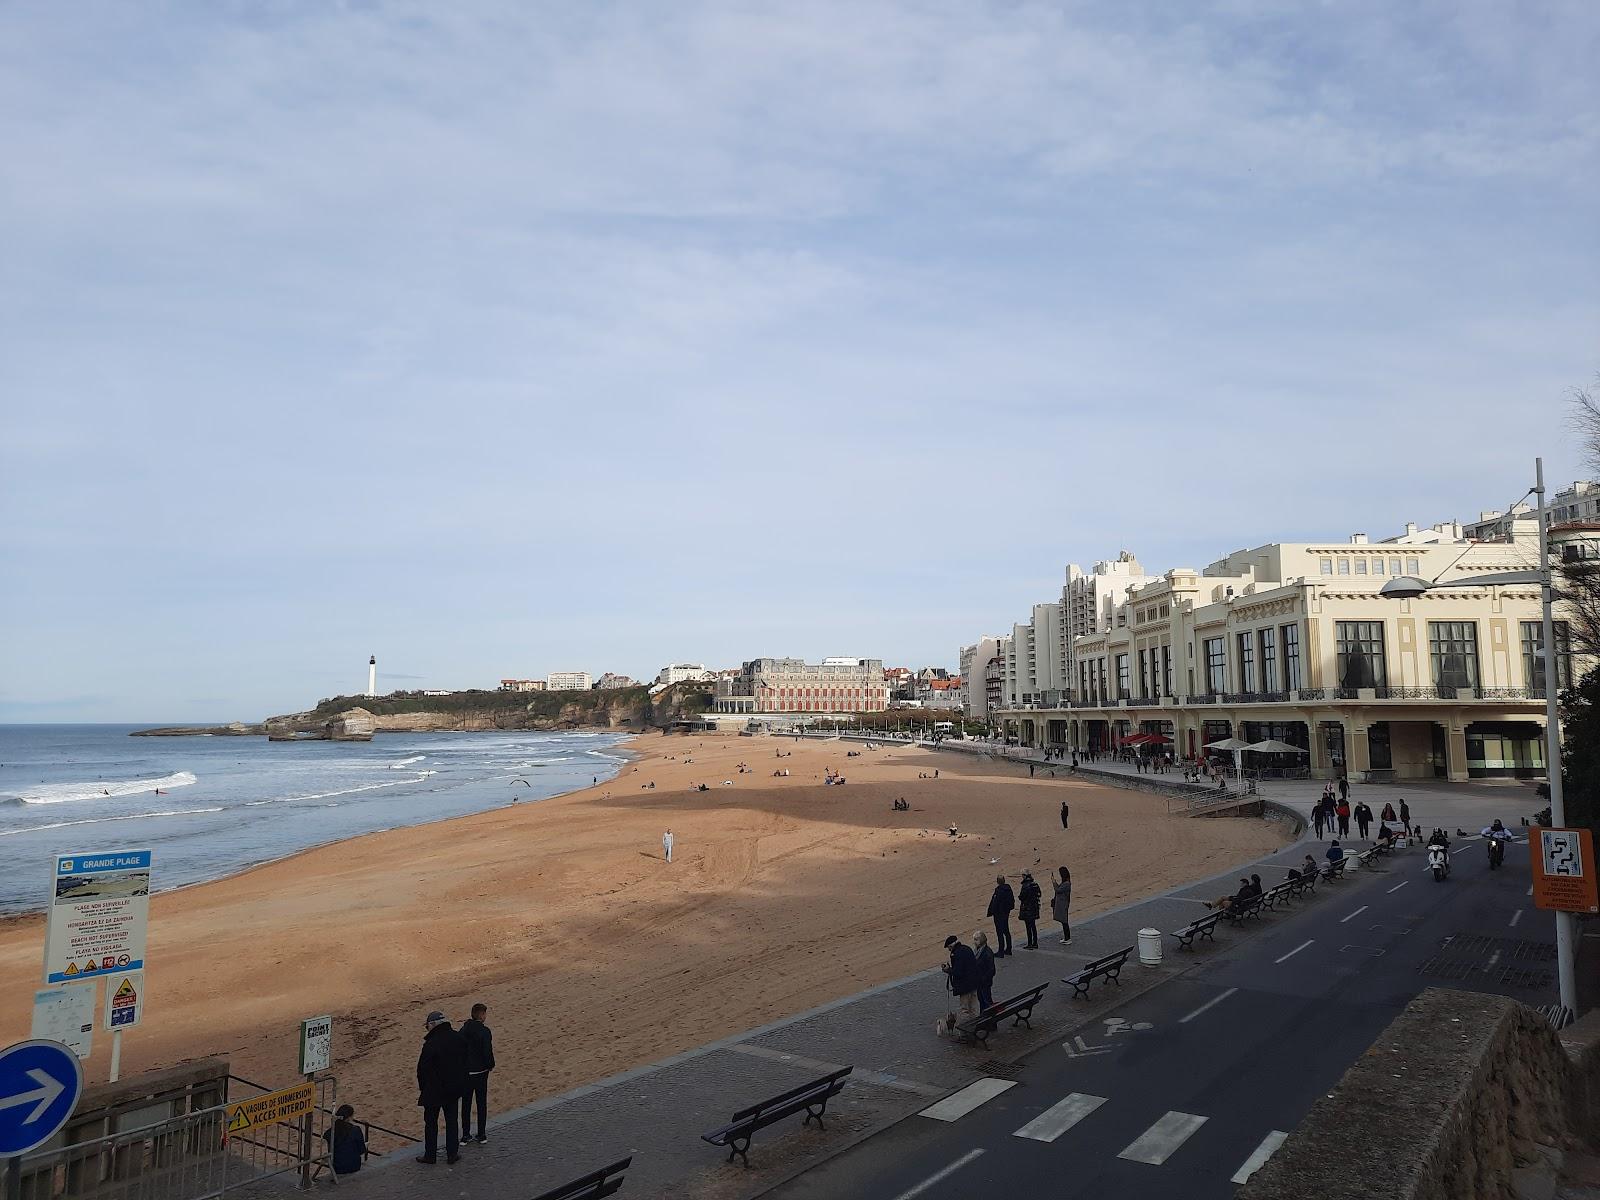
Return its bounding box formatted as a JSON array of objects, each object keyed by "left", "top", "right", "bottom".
[
  {"left": 1481, "top": 819, "right": 1514, "bottom": 843},
  {"left": 1427, "top": 828, "right": 1450, "bottom": 851},
  {"left": 1426, "top": 828, "right": 1451, "bottom": 878}
]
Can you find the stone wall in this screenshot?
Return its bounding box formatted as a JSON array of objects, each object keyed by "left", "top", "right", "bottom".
[{"left": 1240, "top": 989, "right": 1600, "bottom": 1200}]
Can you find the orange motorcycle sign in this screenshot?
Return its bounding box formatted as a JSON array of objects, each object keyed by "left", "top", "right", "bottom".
[{"left": 1531, "top": 827, "right": 1600, "bottom": 914}]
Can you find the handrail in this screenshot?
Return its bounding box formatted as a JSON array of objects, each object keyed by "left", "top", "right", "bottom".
[{"left": 229, "top": 1073, "right": 416, "bottom": 1153}]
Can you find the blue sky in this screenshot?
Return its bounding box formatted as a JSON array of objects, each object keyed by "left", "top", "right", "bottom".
[{"left": 2, "top": 1, "right": 1596, "bottom": 722}]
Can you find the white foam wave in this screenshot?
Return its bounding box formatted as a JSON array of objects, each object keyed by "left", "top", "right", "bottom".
[
  {"left": 244, "top": 775, "right": 424, "bottom": 807},
  {"left": 389, "top": 755, "right": 426, "bottom": 769},
  {"left": 0, "top": 806, "right": 224, "bottom": 837},
  {"left": 14, "top": 771, "right": 198, "bottom": 805}
]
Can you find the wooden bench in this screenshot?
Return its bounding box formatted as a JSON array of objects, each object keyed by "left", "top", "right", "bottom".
[
  {"left": 1354, "top": 848, "right": 1381, "bottom": 869},
  {"left": 1321, "top": 857, "right": 1347, "bottom": 881},
  {"left": 1285, "top": 872, "right": 1316, "bottom": 901},
  {"left": 1221, "top": 894, "right": 1265, "bottom": 924},
  {"left": 701, "top": 1066, "right": 852, "bottom": 1166},
  {"left": 956, "top": 983, "right": 1048, "bottom": 1048},
  {"left": 1063, "top": 946, "right": 1133, "bottom": 999},
  {"left": 1171, "top": 912, "right": 1221, "bottom": 951},
  {"left": 531, "top": 1156, "right": 632, "bottom": 1200},
  {"left": 1260, "top": 881, "right": 1295, "bottom": 911}
]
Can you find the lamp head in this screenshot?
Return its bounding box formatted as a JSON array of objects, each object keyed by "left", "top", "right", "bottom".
[{"left": 1379, "top": 576, "right": 1429, "bottom": 600}]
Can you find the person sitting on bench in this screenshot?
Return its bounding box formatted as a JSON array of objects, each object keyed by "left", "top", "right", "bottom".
[
  {"left": 1204, "top": 878, "right": 1255, "bottom": 911},
  {"left": 1325, "top": 840, "right": 1345, "bottom": 865}
]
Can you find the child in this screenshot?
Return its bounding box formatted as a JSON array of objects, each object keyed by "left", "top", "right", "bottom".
[{"left": 323, "top": 1104, "right": 366, "bottom": 1175}]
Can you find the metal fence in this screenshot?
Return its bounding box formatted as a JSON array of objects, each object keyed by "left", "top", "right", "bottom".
[
  {"left": 10, "top": 1106, "right": 229, "bottom": 1200},
  {"left": 221, "top": 1076, "right": 337, "bottom": 1192}
]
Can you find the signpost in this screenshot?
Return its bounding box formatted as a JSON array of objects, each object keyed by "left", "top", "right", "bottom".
[
  {"left": 0, "top": 1040, "right": 84, "bottom": 1164},
  {"left": 298, "top": 1017, "right": 331, "bottom": 1076},
  {"left": 100, "top": 970, "right": 144, "bottom": 1084},
  {"left": 1531, "top": 827, "right": 1600, "bottom": 914},
  {"left": 43, "top": 850, "right": 151, "bottom": 985},
  {"left": 29, "top": 987, "right": 95, "bottom": 1061}
]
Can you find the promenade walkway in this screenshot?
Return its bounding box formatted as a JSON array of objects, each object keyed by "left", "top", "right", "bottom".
[{"left": 325, "top": 749, "right": 1545, "bottom": 1200}]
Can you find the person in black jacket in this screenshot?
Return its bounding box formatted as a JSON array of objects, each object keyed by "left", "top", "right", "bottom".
[
  {"left": 986, "top": 875, "right": 1015, "bottom": 957},
  {"left": 942, "top": 934, "right": 981, "bottom": 1036},
  {"left": 416, "top": 1010, "right": 469, "bottom": 1165},
  {"left": 459, "top": 1003, "right": 495, "bottom": 1144},
  {"left": 973, "top": 931, "right": 996, "bottom": 1011},
  {"left": 1017, "top": 871, "right": 1042, "bottom": 949}
]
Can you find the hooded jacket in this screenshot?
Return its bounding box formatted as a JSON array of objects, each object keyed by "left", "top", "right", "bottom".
[{"left": 1017, "top": 877, "right": 1042, "bottom": 921}]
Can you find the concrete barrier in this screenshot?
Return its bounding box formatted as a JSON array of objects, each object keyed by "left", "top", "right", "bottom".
[{"left": 1239, "top": 990, "right": 1600, "bottom": 1200}]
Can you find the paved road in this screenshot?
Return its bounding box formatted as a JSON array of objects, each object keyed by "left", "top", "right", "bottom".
[{"left": 766, "top": 833, "right": 1553, "bottom": 1200}]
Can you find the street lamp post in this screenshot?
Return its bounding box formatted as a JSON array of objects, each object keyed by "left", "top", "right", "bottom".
[{"left": 1378, "top": 456, "right": 1574, "bottom": 1017}]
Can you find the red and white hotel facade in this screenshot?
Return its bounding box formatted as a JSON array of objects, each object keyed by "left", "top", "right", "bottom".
[{"left": 713, "top": 658, "right": 890, "bottom": 715}]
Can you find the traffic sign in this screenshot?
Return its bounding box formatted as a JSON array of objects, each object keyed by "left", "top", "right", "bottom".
[
  {"left": 225, "top": 1082, "right": 315, "bottom": 1134},
  {"left": 44, "top": 850, "right": 151, "bottom": 985},
  {"left": 103, "top": 971, "right": 144, "bottom": 1031},
  {"left": 1531, "top": 828, "right": 1600, "bottom": 914},
  {"left": 0, "top": 1040, "right": 84, "bottom": 1156}
]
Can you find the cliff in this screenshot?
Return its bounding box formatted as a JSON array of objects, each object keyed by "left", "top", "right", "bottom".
[{"left": 260, "top": 683, "right": 714, "bottom": 736}]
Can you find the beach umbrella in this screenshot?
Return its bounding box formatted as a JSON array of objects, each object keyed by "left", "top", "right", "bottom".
[{"left": 1203, "top": 738, "right": 1251, "bottom": 751}]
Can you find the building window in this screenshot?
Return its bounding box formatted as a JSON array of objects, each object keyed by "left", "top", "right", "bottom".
[
  {"left": 1282, "top": 624, "right": 1302, "bottom": 691},
  {"left": 1138, "top": 649, "right": 1150, "bottom": 698},
  {"left": 1390, "top": 558, "right": 1403, "bottom": 576},
  {"left": 1337, "top": 559, "right": 1350, "bottom": 576},
  {"left": 1204, "top": 637, "right": 1227, "bottom": 694},
  {"left": 1161, "top": 646, "right": 1172, "bottom": 697},
  {"left": 1429, "top": 621, "right": 1479, "bottom": 695},
  {"left": 1320, "top": 558, "right": 1333, "bottom": 575},
  {"left": 1521, "top": 620, "right": 1572, "bottom": 694},
  {"left": 1116, "top": 654, "right": 1130, "bottom": 699},
  {"left": 1373, "top": 559, "right": 1386, "bottom": 575},
  {"left": 1335, "top": 620, "right": 1387, "bottom": 689},
  {"left": 1354, "top": 559, "right": 1368, "bottom": 575},
  {"left": 1236, "top": 632, "right": 1255, "bottom": 693},
  {"left": 1259, "top": 627, "right": 1278, "bottom": 692},
  {"left": 1406, "top": 557, "right": 1420, "bottom": 575}
]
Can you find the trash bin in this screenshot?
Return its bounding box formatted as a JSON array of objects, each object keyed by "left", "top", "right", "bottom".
[{"left": 1138, "top": 927, "right": 1162, "bottom": 966}]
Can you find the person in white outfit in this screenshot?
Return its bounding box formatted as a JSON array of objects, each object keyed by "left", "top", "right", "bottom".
[{"left": 663, "top": 829, "right": 674, "bottom": 863}]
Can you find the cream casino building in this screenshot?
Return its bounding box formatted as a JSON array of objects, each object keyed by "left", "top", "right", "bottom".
[
  {"left": 995, "top": 529, "right": 1576, "bottom": 783},
  {"left": 713, "top": 658, "right": 890, "bottom": 715}
]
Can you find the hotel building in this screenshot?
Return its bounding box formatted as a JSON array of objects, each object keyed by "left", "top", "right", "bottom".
[{"left": 712, "top": 658, "right": 890, "bottom": 715}]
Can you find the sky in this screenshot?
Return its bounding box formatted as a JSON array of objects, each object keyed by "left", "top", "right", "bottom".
[{"left": 2, "top": 1, "right": 1597, "bottom": 722}]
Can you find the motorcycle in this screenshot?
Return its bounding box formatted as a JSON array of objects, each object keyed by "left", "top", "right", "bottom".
[
  {"left": 1428, "top": 845, "right": 1450, "bottom": 881},
  {"left": 1488, "top": 837, "right": 1506, "bottom": 869}
]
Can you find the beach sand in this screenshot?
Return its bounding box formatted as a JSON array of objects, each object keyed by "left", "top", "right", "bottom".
[{"left": 0, "top": 734, "right": 1284, "bottom": 1130}]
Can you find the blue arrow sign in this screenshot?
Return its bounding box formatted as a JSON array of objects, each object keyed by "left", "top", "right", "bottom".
[{"left": 0, "top": 1041, "right": 83, "bottom": 1156}]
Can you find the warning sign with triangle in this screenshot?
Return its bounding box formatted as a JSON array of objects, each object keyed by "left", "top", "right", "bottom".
[
  {"left": 227, "top": 1110, "right": 252, "bottom": 1134},
  {"left": 114, "top": 979, "right": 136, "bottom": 1001},
  {"left": 64, "top": 963, "right": 78, "bottom": 976}
]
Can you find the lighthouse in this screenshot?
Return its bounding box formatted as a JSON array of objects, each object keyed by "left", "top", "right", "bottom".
[{"left": 367, "top": 656, "right": 377, "bottom": 699}]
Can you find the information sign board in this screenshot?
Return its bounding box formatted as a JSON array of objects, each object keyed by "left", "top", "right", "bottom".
[
  {"left": 225, "top": 1081, "right": 316, "bottom": 1134},
  {"left": 1531, "top": 827, "right": 1600, "bottom": 914},
  {"left": 298, "top": 1016, "right": 331, "bottom": 1074},
  {"left": 44, "top": 850, "right": 151, "bottom": 985},
  {"left": 30, "top": 986, "right": 95, "bottom": 1060}
]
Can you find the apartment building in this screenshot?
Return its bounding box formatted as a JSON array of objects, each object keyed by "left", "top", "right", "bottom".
[{"left": 546, "top": 671, "right": 593, "bottom": 692}]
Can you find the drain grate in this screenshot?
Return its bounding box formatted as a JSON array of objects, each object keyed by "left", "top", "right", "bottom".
[
  {"left": 1420, "top": 934, "right": 1559, "bottom": 990},
  {"left": 1498, "top": 967, "right": 1554, "bottom": 990},
  {"left": 1418, "top": 955, "right": 1483, "bottom": 981},
  {"left": 977, "top": 1060, "right": 1026, "bottom": 1079}
]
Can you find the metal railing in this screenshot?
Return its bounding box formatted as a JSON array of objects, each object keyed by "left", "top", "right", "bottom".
[
  {"left": 228, "top": 1073, "right": 416, "bottom": 1168},
  {"left": 222, "top": 1075, "right": 337, "bottom": 1191},
  {"left": 15, "top": 1106, "right": 230, "bottom": 1200},
  {"left": 1182, "top": 694, "right": 1218, "bottom": 705},
  {"left": 1294, "top": 687, "right": 1326, "bottom": 701}
]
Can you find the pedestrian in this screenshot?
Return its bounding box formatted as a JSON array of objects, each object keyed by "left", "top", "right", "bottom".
[
  {"left": 662, "top": 829, "right": 674, "bottom": 863},
  {"left": 1017, "top": 871, "right": 1042, "bottom": 949},
  {"left": 1399, "top": 798, "right": 1411, "bottom": 831},
  {"left": 941, "top": 934, "right": 981, "bottom": 1037},
  {"left": 459, "top": 1003, "right": 494, "bottom": 1144},
  {"left": 986, "top": 875, "right": 1014, "bottom": 957},
  {"left": 973, "top": 930, "right": 996, "bottom": 1010},
  {"left": 1381, "top": 801, "right": 1397, "bottom": 822},
  {"left": 1060, "top": 801, "right": 1069, "bottom": 829},
  {"left": 323, "top": 1104, "right": 366, "bottom": 1175},
  {"left": 1354, "top": 802, "right": 1372, "bottom": 839},
  {"left": 1028, "top": 763, "right": 1034, "bottom": 778},
  {"left": 1336, "top": 800, "right": 1351, "bottom": 837},
  {"left": 1338, "top": 775, "right": 1349, "bottom": 802},
  {"left": 415, "top": 1010, "right": 468, "bottom": 1165},
  {"left": 1051, "top": 866, "right": 1072, "bottom": 944},
  {"left": 1313, "top": 803, "right": 1326, "bottom": 839}
]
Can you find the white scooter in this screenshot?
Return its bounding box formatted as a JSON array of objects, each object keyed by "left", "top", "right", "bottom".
[{"left": 1428, "top": 844, "right": 1450, "bottom": 882}]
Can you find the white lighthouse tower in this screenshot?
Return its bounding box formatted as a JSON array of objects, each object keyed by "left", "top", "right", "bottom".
[{"left": 367, "top": 655, "right": 377, "bottom": 699}]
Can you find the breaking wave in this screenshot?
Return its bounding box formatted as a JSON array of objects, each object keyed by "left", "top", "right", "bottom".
[
  {"left": 13, "top": 771, "right": 198, "bottom": 805},
  {"left": 0, "top": 807, "right": 224, "bottom": 837}
]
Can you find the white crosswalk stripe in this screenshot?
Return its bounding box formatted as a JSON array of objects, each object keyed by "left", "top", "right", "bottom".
[
  {"left": 1231, "top": 1130, "right": 1289, "bottom": 1183},
  {"left": 1117, "top": 1111, "right": 1209, "bottom": 1165},
  {"left": 917, "top": 1077, "right": 1015, "bottom": 1122},
  {"left": 1012, "top": 1092, "right": 1107, "bottom": 1142}
]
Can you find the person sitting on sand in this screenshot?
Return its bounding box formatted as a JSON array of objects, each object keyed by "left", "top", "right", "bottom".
[{"left": 948, "top": 823, "right": 959, "bottom": 838}]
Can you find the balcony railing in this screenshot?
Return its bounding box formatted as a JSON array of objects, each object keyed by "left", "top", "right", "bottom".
[
  {"left": 1335, "top": 686, "right": 1361, "bottom": 700},
  {"left": 1183, "top": 694, "right": 1218, "bottom": 705},
  {"left": 1374, "top": 686, "right": 1438, "bottom": 700},
  {"left": 1125, "top": 696, "right": 1159, "bottom": 707},
  {"left": 1293, "top": 687, "right": 1326, "bottom": 701},
  {"left": 1479, "top": 686, "right": 1547, "bottom": 701}
]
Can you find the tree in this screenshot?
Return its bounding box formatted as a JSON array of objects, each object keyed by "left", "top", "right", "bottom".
[
  {"left": 1556, "top": 378, "right": 1600, "bottom": 661},
  {"left": 1554, "top": 670, "right": 1600, "bottom": 837}
]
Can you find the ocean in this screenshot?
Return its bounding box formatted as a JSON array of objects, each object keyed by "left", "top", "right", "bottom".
[{"left": 0, "top": 725, "right": 631, "bottom": 914}]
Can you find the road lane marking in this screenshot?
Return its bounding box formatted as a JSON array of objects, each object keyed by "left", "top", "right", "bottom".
[
  {"left": 1013, "top": 1092, "right": 1107, "bottom": 1142},
  {"left": 1528, "top": 885, "right": 1535, "bottom": 897},
  {"left": 1275, "top": 939, "right": 1314, "bottom": 965},
  {"left": 1117, "top": 1111, "right": 1209, "bottom": 1165},
  {"left": 1510, "top": 910, "right": 1524, "bottom": 928},
  {"left": 1340, "top": 905, "right": 1369, "bottom": 924},
  {"left": 1232, "top": 1130, "right": 1290, "bottom": 1184},
  {"left": 1488, "top": 951, "right": 1501, "bottom": 969},
  {"left": 890, "top": 1149, "right": 985, "bottom": 1200},
  {"left": 918, "top": 1078, "right": 1015, "bottom": 1122},
  {"left": 1388, "top": 881, "right": 1409, "bottom": 893},
  {"left": 1178, "top": 987, "right": 1238, "bottom": 1024}
]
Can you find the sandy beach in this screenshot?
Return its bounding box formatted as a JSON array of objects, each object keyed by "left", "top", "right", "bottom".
[{"left": 0, "top": 733, "right": 1285, "bottom": 1131}]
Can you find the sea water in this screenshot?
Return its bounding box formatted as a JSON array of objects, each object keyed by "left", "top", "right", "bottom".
[{"left": 0, "top": 725, "right": 630, "bottom": 913}]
